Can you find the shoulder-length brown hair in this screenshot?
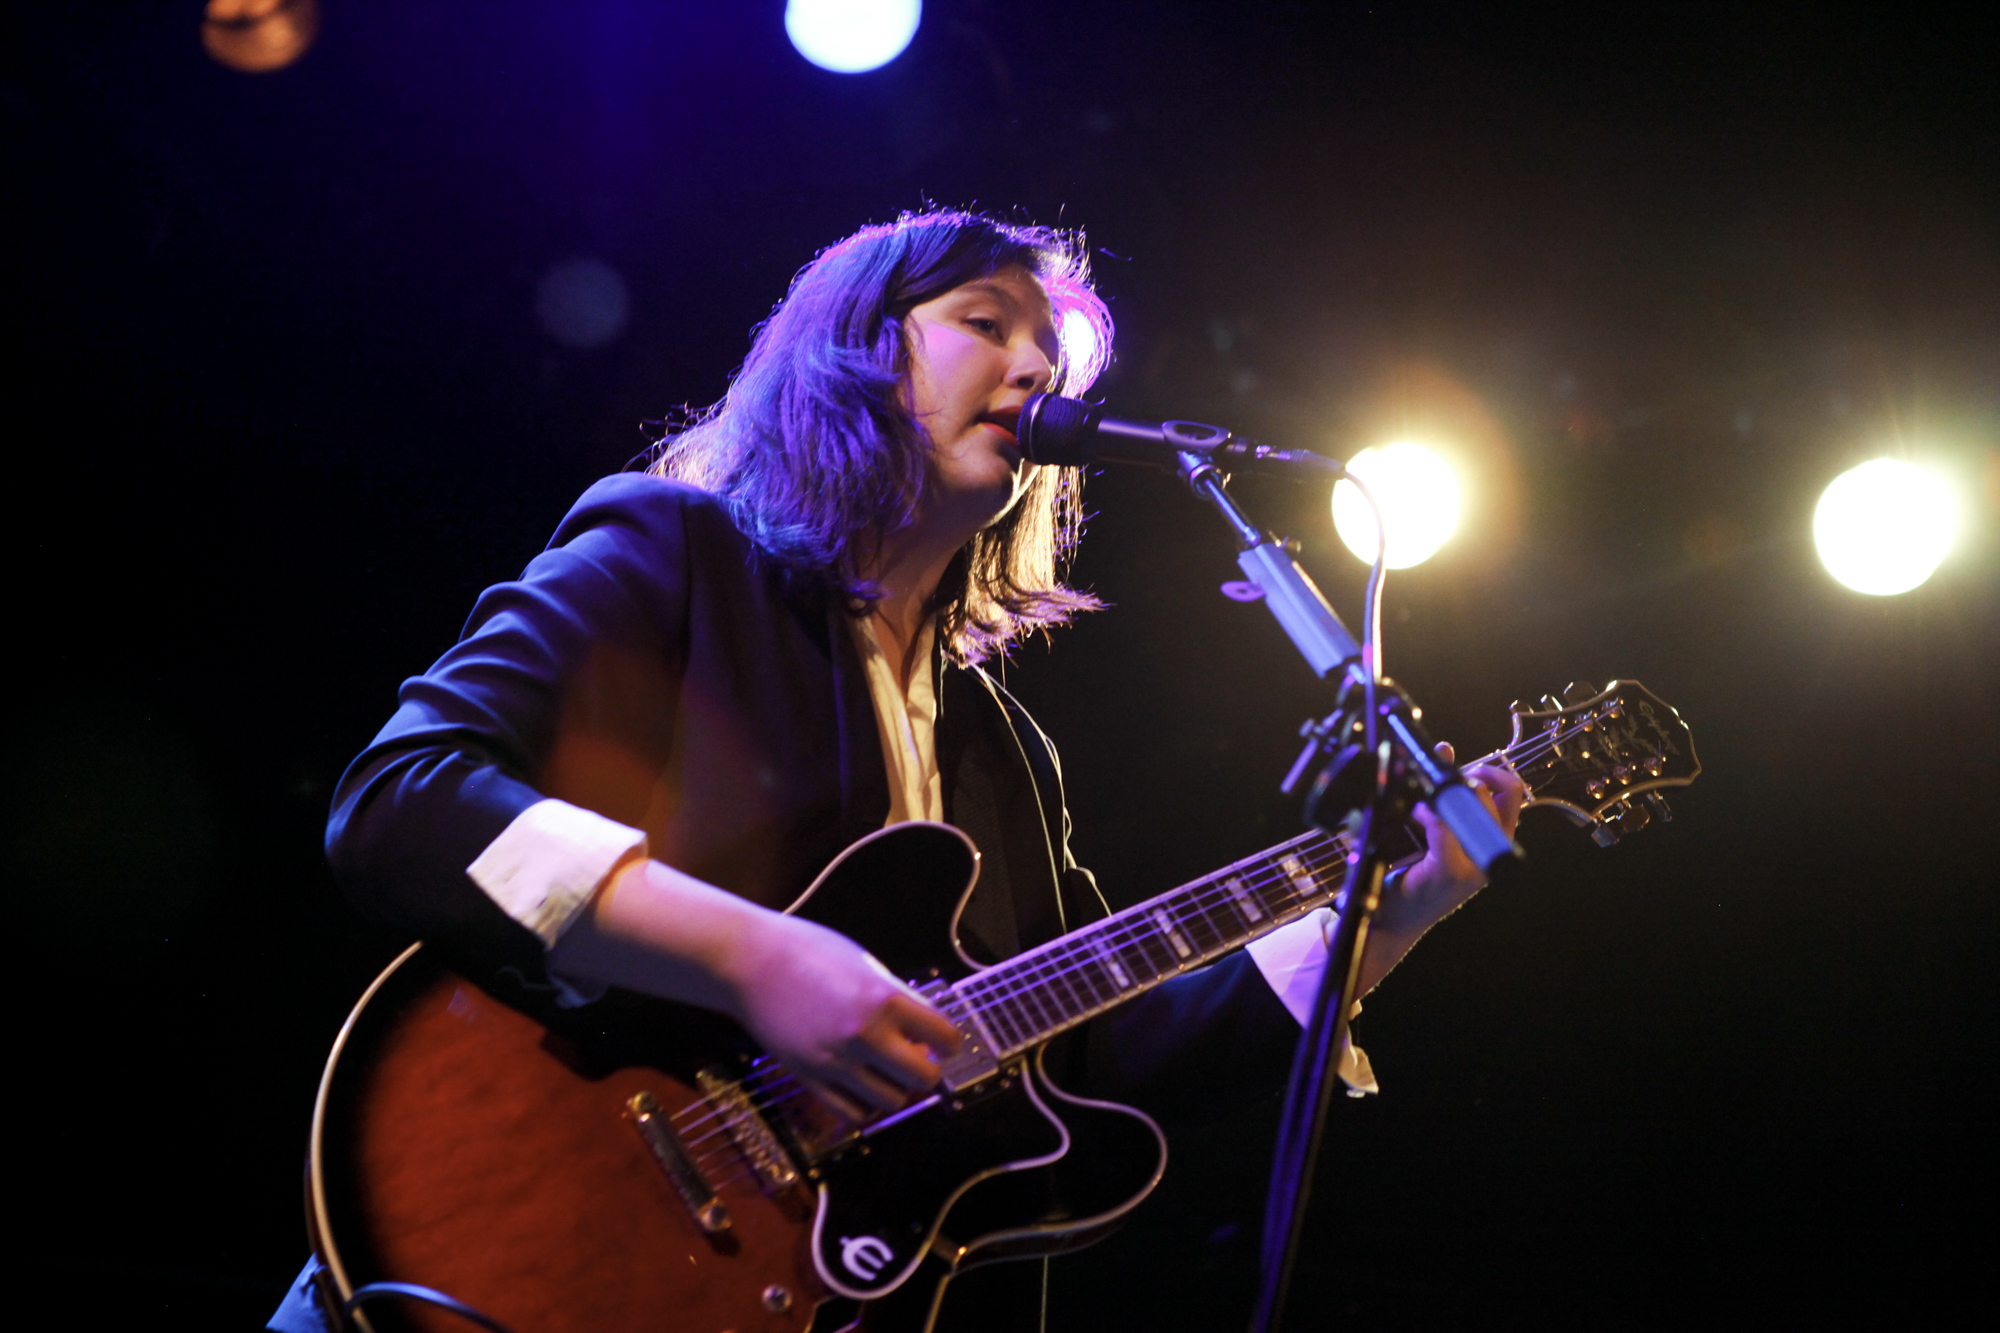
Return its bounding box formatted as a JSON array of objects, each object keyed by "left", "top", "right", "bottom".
[{"left": 650, "top": 209, "right": 1114, "bottom": 662}]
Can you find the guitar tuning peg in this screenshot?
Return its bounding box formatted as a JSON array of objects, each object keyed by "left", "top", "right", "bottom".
[
  {"left": 1540, "top": 693, "right": 1564, "bottom": 713},
  {"left": 1592, "top": 797, "right": 1651, "bottom": 847},
  {"left": 1643, "top": 792, "right": 1674, "bottom": 823},
  {"left": 1563, "top": 681, "right": 1597, "bottom": 704}
]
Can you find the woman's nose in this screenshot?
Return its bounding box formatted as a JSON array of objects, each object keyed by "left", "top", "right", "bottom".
[{"left": 1011, "top": 343, "right": 1054, "bottom": 391}]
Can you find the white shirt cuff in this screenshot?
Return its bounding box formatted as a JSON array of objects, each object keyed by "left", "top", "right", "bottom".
[
  {"left": 1246, "top": 908, "right": 1380, "bottom": 1096},
  {"left": 466, "top": 799, "right": 646, "bottom": 947}
]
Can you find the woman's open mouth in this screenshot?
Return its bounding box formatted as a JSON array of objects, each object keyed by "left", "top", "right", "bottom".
[{"left": 978, "top": 406, "right": 1022, "bottom": 445}]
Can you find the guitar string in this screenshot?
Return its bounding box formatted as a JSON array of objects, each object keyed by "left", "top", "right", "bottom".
[
  {"left": 677, "top": 795, "right": 1448, "bottom": 1175},
  {"left": 949, "top": 835, "right": 1358, "bottom": 1047},
  {"left": 675, "top": 823, "right": 1434, "bottom": 1172},
  {"left": 675, "top": 721, "right": 1668, "bottom": 1186},
  {"left": 666, "top": 831, "right": 1367, "bottom": 1159},
  {"left": 665, "top": 717, "right": 1613, "bottom": 1144},
  {"left": 667, "top": 712, "right": 1644, "bottom": 1145},
  {"left": 662, "top": 846, "right": 1331, "bottom": 1155},
  {"left": 938, "top": 725, "right": 1599, "bottom": 1038},
  {"left": 667, "top": 836, "right": 1353, "bottom": 1159},
  {"left": 950, "top": 718, "right": 1616, "bottom": 1028},
  {"left": 667, "top": 722, "right": 1599, "bottom": 1147},
  {"left": 663, "top": 831, "right": 1352, "bottom": 1145},
  {"left": 944, "top": 736, "right": 1536, "bottom": 1016},
  {"left": 662, "top": 828, "right": 1339, "bottom": 1147}
]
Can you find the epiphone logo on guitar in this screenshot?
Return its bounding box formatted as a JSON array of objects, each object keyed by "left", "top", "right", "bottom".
[{"left": 839, "top": 1235, "right": 897, "bottom": 1281}]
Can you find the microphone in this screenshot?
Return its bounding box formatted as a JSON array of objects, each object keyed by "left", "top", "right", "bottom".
[{"left": 1018, "top": 393, "right": 1344, "bottom": 479}]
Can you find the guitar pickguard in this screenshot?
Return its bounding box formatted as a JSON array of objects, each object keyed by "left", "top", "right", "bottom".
[{"left": 810, "top": 1061, "right": 1070, "bottom": 1300}]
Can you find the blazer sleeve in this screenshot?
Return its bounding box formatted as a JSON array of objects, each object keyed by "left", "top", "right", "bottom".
[{"left": 324, "top": 474, "right": 700, "bottom": 983}]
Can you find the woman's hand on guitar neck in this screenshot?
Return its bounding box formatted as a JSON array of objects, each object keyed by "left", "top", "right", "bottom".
[
  {"left": 547, "top": 857, "right": 963, "bottom": 1119},
  {"left": 1354, "top": 743, "right": 1527, "bottom": 997}
]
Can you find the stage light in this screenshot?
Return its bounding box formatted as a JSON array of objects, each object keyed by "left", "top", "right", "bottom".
[
  {"left": 1332, "top": 442, "right": 1462, "bottom": 569},
  {"left": 202, "top": 0, "right": 318, "bottom": 73},
  {"left": 1813, "top": 457, "right": 1958, "bottom": 595},
  {"left": 785, "top": 0, "right": 922, "bottom": 73},
  {"left": 1058, "top": 307, "right": 1100, "bottom": 385}
]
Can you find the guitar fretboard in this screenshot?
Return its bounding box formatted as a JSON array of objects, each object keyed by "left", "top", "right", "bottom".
[
  {"left": 939, "top": 689, "right": 1667, "bottom": 1061},
  {"left": 948, "top": 826, "right": 1353, "bottom": 1057}
]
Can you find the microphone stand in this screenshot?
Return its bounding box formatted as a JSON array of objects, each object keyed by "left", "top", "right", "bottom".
[{"left": 1166, "top": 449, "right": 1521, "bottom": 1333}]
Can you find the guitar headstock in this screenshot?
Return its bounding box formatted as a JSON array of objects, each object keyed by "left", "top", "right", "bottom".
[{"left": 1500, "top": 680, "right": 1700, "bottom": 846}]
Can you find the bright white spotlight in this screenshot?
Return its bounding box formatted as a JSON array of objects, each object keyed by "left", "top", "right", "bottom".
[
  {"left": 1332, "top": 442, "right": 1462, "bottom": 569},
  {"left": 786, "top": 0, "right": 921, "bottom": 73},
  {"left": 1058, "top": 307, "right": 1100, "bottom": 384},
  {"left": 1813, "top": 457, "right": 1958, "bottom": 595}
]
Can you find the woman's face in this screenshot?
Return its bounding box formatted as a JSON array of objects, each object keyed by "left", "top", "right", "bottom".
[{"left": 902, "top": 264, "right": 1061, "bottom": 537}]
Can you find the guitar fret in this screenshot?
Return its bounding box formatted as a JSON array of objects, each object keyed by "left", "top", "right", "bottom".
[
  {"left": 976, "top": 984, "right": 1024, "bottom": 1048},
  {"left": 982, "top": 993, "right": 1029, "bottom": 1050},
  {"left": 953, "top": 831, "right": 1357, "bottom": 1055},
  {"left": 1253, "top": 866, "right": 1300, "bottom": 919},
  {"left": 1041, "top": 946, "right": 1093, "bottom": 1018},
  {"left": 1013, "top": 976, "right": 1059, "bottom": 1033},
  {"left": 1064, "top": 945, "right": 1116, "bottom": 1010},
  {"left": 1092, "top": 937, "right": 1133, "bottom": 991},
  {"left": 1008, "top": 992, "right": 1047, "bottom": 1043},
  {"left": 1224, "top": 873, "right": 1265, "bottom": 924},
  {"left": 1050, "top": 951, "right": 1090, "bottom": 1014},
  {"left": 1108, "top": 932, "right": 1164, "bottom": 989},
  {"left": 1071, "top": 953, "right": 1120, "bottom": 1007},
  {"left": 1149, "top": 908, "right": 1195, "bottom": 962},
  {"left": 1131, "top": 923, "right": 1183, "bottom": 977},
  {"left": 1175, "top": 890, "right": 1233, "bottom": 955},
  {"left": 1277, "top": 853, "right": 1320, "bottom": 903}
]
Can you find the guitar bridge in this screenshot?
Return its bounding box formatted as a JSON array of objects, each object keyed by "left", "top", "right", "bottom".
[
  {"left": 625, "top": 1091, "right": 730, "bottom": 1234},
  {"left": 697, "top": 1068, "right": 801, "bottom": 1194}
]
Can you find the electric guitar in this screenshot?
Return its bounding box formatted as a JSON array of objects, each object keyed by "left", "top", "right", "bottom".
[{"left": 306, "top": 680, "right": 1698, "bottom": 1333}]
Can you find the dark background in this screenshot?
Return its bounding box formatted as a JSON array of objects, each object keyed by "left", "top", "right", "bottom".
[{"left": 7, "top": 2, "right": 1996, "bottom": 1328}]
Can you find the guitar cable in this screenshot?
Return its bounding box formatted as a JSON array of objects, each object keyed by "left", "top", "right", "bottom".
[{"left": 344, "top": 1281, "right": 522, "bottom": 1333}]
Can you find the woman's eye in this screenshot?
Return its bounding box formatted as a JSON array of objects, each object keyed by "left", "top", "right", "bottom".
[{"left": 967, "top": 317, "right": 1001, "bottom": 336}]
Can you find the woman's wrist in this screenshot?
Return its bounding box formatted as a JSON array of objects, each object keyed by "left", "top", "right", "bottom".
[{"left": 553, "top": 856, "right": 769, "bottom": 1019}]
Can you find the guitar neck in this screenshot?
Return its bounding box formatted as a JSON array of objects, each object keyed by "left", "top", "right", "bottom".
[
  {"left": 948, "top": 740, "right": 1533, "bottom": 1057},
  {"left": 949, "top": 822, "right": 1359, "bottom": 1058}
]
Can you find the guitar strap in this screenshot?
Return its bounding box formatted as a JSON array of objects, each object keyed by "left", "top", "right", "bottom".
[{"left": 936, "top": 664, "right": 1095, "bottom": 966}]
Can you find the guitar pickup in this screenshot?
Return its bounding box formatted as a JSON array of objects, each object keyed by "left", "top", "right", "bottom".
[
  {"left": 925, "top": 981, "right": 1001, "bottom": 1093},
  {"left": 697, "top": 1069, "right": 801, "bottom": 1194},
  {"left": 626, "top": 1090, "right": 730, "bottom": 1234}
]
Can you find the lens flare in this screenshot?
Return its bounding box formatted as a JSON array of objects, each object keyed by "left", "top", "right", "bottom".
[
  {"left": 785, "top": 0, "right": 922, "bottom": 74},
  {"left": 1813, "top": 458, "right": 1958, "bottom": 594},
  {"left": 535, "top": 257, "right": 630, "bottom": 350},
  {"left": 1332, "top": 442, "right": 1462, "bottom": 569}
]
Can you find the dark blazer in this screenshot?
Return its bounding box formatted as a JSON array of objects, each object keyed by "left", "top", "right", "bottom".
[{"left": 327, "top": 473, "right": 1296, "bottom": 1117}]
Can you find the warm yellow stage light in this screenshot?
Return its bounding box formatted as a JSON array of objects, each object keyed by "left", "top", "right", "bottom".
[
  {"left": 203, "top": 0, "right": 318, "bottom": 73},
  {"left": 1332, "top": 442, "right": 1462, "bottom": 568},
  {"left": 1813, "top": 458, "right": 1958, "bottom": 595}
]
